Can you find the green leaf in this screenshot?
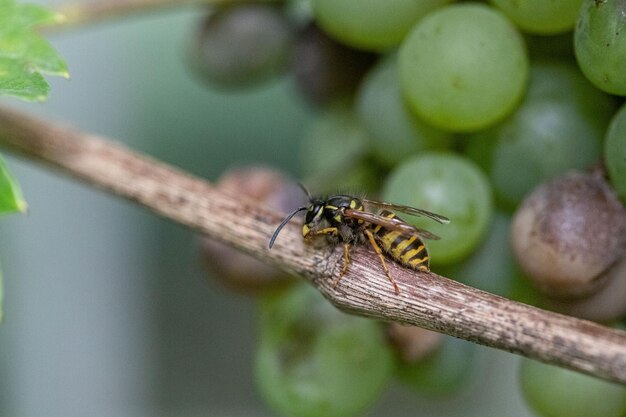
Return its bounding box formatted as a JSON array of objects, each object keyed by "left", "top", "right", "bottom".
[
  {"left": 0, "top": 0, "right": 67, "bottom": 101},
  {"left": 0, "top": 155, "right": 27, "bottom": 214},
  {"left": 0, "top": 57, "right": 49, "bottom": 100}
]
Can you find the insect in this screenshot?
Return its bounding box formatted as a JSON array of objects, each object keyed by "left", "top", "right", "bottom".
[{"left": 268, "top": 185, "right": 450, "bottom": 294}]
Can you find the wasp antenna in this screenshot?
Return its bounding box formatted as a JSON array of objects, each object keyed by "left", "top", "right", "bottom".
[
  {"left": 269, "top": 206, "right": 308, "bottom": 249},
  {"left": 297, "top": 182, "right": 313, "bottom": 201}
]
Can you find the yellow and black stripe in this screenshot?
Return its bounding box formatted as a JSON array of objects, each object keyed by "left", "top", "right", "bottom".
[{"left": 372, "top": 210, "right": 429, "bottom": 271}]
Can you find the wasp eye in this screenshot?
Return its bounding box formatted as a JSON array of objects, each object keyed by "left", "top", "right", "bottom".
[{"left": 305, "top": 205, "right": 324, "bottom": 224}]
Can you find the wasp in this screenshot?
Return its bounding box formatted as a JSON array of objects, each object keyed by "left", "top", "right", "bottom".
[{"left": 268, "top": 185, "right": 449, "bottom": 294}]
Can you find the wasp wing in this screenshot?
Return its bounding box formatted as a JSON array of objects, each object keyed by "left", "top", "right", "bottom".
[
  {"left": 344, "top": 208, "right": 441, "bottom": 240},
  {"left": 361, "top": 199, "right": 450, "bottom": 224}
]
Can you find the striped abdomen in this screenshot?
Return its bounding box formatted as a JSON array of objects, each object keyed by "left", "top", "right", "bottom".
[{"left": 371, "top": 210, "right": 430, "bottom": 271}]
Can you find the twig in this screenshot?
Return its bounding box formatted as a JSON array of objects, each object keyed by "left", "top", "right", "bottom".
[
  {"left": 0, "top": 105, "right": 625, "bottom": 385},
  {"left": 49, "top": 0, "right": 280, "bottom": 30}
]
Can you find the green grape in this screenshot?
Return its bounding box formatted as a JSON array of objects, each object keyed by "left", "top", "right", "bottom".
[
  {"left": 520, "top": 357, "right": 626, "bottom": 417},
  {"left": 575, "top": 0, "right": 626, "bottom": 95},
  {"left": 312, "top": 0, "right": 453, "bottom": 51},
  {"left": 465, "top": 61, "right": 613, "bottom": 211},
  {"left": 286, "top": 0, "right": 314, "bottom": 25},
  {"left": 190, "top": 5, "right": 294, "bottom": 88},
  {"left": 383, "top": 152, "right": 493, "bottom": 266},
  {"left": 398, "top": 3, "right": 528, "bottom": 132},
  {"left": 397, "top": 336, "right": 477, "bottom": 396},
  {"left": 301, "top": 102, "right": 368, "bottom": 176},
  {"left": 509, "top": 271, "right": 543, "bottom": 306},
  {"left": 356, "top": 55, "right": 452, "bottom": 168},
  {"left": 256, "top": 283, "right": 393, "bottom": 417},
  {"left": 300, "top": 101, "right": 382, "bottom": 193},
  {"left": 605, "top": 103, "right": 626, "bottom": 203},
  {"left": 489, "top": 0, "right": 583, "bottom": 34}
]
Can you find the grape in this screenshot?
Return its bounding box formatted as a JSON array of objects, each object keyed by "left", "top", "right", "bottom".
[
  {"left": 575, "top": 0, "right": 626, "bottom": 95},
  {"left": 256, "top": 283, "right": 393, "bottom": 417},
  {"left": 356, "top": 55, "right": 452, "bottom": 168},
  {"left": 396, "top": 336, "right": 477, "bottom": 396},
  {"left": 520, "top": 357, "right": 626, "bottom": 417},
  {"left": 201, "top": 166, "right": 303, "bottom": 294},
  {"left": 386, "top": 324, "right": 442, "bottom": 364},
  {"left": 465, "top": 60, "right": 613, "bottom": 211},
  {"left": 546, "top": 252, "right": 626, "bottom": 323},
  {"left": 325, "top": 162, "right": 384, "bottom": 196},
  {"left": 300, "top": 101, "right": 382, "bottom": 193},
  {"left": 383, "top": 152, "right": 493, "bottom": 266},
  {"left": 293, "top": 23, "right": 377, "bottom": 105},
  {"left": 398, "top": 3, "right": 528, "bottom": 132},
  {"left": 511, "top": 171, "right": 626, "bottom": 299},
  {"left": 489, "top": 0, "right": 583, "bottom": 34},
  {"left": 605, "top": 103, "right": 626, "bottom": 203},
  {"left": 190, "top": 5, "right": 294, "bottom": 88},
  {"left": 301, "top": 102, "right": 368, "bottom": 175},
  {"left": 312, "top": 0, "right": 453, "bottom": 51},
  {"left": 509, "top": 270, "right": 543, "bottom": 306},
  {"left": 286, "top": 0, "right": 314, "bottom": 25}
]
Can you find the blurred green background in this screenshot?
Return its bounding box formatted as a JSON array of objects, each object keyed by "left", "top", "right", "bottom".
[{"left": 0, "top": 2, "right": 534, "bottom": 416}]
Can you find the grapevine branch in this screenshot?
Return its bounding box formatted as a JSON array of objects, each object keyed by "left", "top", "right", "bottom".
[
  {"left": 1, "top": 105, "right": 626, "bottom": 385},
  {"left": 50, "top": 0, "right": 280, "bottom": 30}
]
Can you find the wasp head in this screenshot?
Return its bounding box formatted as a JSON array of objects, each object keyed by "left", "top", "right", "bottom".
[
  {"left": 302, "top": 200, "right": 325, "bottom": 238},
  {"left": 268, "top": 183, "right": 322, "bottom": 249}
]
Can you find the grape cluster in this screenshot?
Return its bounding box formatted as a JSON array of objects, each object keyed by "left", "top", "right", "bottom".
[{"left": 194, "top": 1, "right": 626, "bottom": 416}]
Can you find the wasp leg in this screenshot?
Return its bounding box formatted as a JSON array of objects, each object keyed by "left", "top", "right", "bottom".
[
  {"left": 332, "top": 243, "right": 351, "bottom": 289},
  {"left": 364, "top": 229, "right": 400, "bottom": 295},
  {"left": 306, "top": 227, "right": 338, "bottom": 238},
  {"left": 340, "top": 243, "right": 351, "bottom": 275}
]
